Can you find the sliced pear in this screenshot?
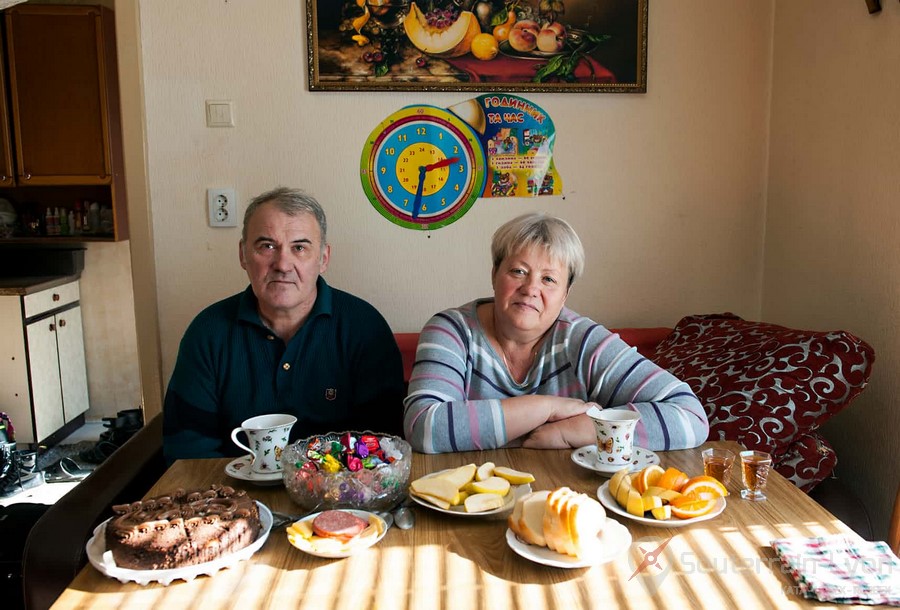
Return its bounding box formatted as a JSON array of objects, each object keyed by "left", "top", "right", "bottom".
[
  {"left": 626, "top": 489, "right": 645, "bottom": 517},
  {"left": 608, "top": 467, "right": 631, "bottom": 499},
  {"left": 642, "top": 494, "right": 664, "bottom": 512},
  {"left": 493, "top": 466, "right": 535, "bottom": 485},
  {"left": 464, "top": 492, "right": 506, "bottom": 513},
  {"left": 644, "top": 486, "right": 683, "bottom": 503},
  {"left": 467, "top": 476, "right": 511, "bottom": 496},
  {"left": 615, "top": 477, "right": 634, "bottom": 508},
  {"left": 439, "top": 463, "right": 477, "bottom": 488},
  {"left": 475, "top": 462, "right": 495, "bottom": 481}
]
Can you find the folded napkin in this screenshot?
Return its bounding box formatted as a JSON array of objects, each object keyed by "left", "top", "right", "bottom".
[{"left": 771, "top": 535, "right": 900, "bottom": 606}]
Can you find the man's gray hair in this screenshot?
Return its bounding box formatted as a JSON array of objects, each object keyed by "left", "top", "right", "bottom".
[
  {"left": 491, "top": 213, "right": 585, "bottom": 287},
  {"left": 241, "top": 187, "right": 328, "bottom": 250}
]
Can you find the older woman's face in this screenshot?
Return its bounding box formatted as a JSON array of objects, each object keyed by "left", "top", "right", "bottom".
[{"left": 492, "top": 246, "right": 569, "bottom": 336}]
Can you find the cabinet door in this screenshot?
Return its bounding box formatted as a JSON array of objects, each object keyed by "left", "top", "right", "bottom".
[
  {"left": 5, "top": 5, "right": 112, "bottom": 184},
  {"left": 26, "top": 317, "right": 65, "bottom": 441},
  {"left": 0, "top": 29, "right": 14, "bottom": 187},
  {"left": 57, "top": 306, "right": 90, "bottom": 422}
]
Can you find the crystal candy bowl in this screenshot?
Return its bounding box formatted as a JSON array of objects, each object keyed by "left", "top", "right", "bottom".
[{"left": 282, "top": 432, "right": 411, "bottom": 512}]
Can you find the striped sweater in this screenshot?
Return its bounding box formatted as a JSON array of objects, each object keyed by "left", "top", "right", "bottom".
[{"left": 403, "top": 299, "right": 709, "bottom": 454}]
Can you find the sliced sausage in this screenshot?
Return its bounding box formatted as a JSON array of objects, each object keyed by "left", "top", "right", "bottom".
[{"left": 312, "top": 510, "right": 368, "bottom": 540}]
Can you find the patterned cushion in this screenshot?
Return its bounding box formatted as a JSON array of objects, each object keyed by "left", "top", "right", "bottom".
[
  {"left": 774, "top": 432, "right": 838, "bottom": 492},
  {"left": 652, "top": 314, "right": 874, "bottom": 489}
]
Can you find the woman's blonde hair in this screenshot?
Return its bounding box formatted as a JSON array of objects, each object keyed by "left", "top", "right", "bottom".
[{"left": 491, "top": 213, "right": 584, "bottom": 287}]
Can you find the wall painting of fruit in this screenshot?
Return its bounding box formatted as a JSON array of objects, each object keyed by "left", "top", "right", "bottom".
[
  {"left": 307, "top": 0, "right": 647, "bottom": 93},
  {"left": 360, "top": 105, "right": 487, "bottom": 230}
]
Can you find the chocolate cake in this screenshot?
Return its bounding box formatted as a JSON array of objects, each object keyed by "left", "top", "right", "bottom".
[{"left": 105, "top": 485, "right": 261, "bottom": 570}]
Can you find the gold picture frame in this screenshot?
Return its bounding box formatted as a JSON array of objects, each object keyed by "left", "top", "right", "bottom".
[{"left": 307, "top": 0, "right": 648, "bottom": 93}]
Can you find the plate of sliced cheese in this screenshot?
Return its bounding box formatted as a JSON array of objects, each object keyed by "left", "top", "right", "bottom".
[
  {"left": 409, "top": 462, "right": 534, "bottom": 517},
  {"left": 505, "top": 487, "right": 632, "bottom": 568}
]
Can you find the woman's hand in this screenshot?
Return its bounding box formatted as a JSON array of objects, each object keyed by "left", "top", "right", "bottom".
[
  {"left": 548, "top": 399, "right": 595, "bottom": 422},
  {"left": 521, "top": 414, "right": 595, "bottom": 449}
]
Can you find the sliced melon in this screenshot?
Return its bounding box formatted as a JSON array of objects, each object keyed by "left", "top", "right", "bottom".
[{"left": 404, "top": 2, "right": 481, "bottom": 58}]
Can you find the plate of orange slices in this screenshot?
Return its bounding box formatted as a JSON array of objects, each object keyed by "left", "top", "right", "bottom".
[{"left": 596, "top": 465, "right": 727, "bottom": 528}]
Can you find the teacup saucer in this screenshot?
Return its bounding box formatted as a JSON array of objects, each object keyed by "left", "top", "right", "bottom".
[
  {"left": 571, "top": 445, "right": 660, "bottom": 476},
  {"left": 225, "top": 455, "right": 283, "bottom": 486}
]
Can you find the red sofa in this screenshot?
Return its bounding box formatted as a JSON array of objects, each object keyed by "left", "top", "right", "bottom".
[{"left": 395, "top": 313, "right": 875, "bottom": 495}]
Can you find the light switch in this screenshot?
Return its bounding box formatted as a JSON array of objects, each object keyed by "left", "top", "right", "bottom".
[{"left": 206, "top": 100, "right": 234, "bottom": 127}]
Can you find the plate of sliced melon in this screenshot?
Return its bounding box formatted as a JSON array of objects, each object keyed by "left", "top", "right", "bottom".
[{"left": 409, "top": 462, "right": 534, "bottom": 517}]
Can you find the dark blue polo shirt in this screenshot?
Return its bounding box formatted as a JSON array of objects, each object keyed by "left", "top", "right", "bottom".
[{"left": 163, "top": 277, "right": 404, "bottom": 461}]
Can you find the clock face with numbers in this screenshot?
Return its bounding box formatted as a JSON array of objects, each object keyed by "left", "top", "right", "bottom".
[{"left": 360, "top": 105, "right": 487, "bottom": 231}]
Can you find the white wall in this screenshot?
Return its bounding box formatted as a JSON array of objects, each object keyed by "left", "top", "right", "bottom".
[
  {"left": 135, "top": 0, "right": 773, "bottom": 383},
  {"left": 765, "top": 0, "right": 900, "bottom": 539}
]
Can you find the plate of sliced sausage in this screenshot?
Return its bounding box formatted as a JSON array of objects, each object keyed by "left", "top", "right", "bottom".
[{"left": 286, "top": 509, "right": 388, "bottom": 558}]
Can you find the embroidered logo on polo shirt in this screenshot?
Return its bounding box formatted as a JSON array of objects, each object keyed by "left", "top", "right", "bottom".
[{"left": 325, "top": 388, "right": 336, "bottom": 401}]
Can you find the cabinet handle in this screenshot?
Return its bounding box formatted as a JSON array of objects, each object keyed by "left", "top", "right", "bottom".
[
  {"left": 24, "top": 173, "right": 31, "bottom": 180},
  {"left": 59, "top": 319, "right": 67, "bottom": 327},
  {"left": 52, "top": 293, "right": 61, "bottom": 301},
  {"left": 0, "top": 175, "right": 6, "bottom": 181},
  {"left": 49, "top": 323, "right": 56, "bottom": 332}
]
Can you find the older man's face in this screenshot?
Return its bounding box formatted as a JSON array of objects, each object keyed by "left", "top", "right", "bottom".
[{"left": 239, "top": 203, "right": 329, "bottom": 320}]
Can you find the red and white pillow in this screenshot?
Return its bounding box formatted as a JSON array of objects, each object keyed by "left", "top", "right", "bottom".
[{"left": 652, "top": 313, "right": 874, "bottom": 490}]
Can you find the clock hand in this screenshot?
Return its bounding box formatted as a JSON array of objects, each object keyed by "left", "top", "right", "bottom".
[
  {"left": 424, "top": 156, "right": 460, "bottom": 172},
  {"left": 412, "top": 166, "right": 427, "bottom": 220},
  {"left": 413, "top": 157, "right": 460, "bottom": 219}
]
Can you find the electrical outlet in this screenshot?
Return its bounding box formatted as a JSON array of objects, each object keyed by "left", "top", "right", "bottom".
[{"left": 207, "top": 188, "right": 237, "bottom": 227}]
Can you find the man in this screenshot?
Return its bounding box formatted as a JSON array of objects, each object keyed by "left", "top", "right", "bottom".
[{"left": 163, "top": 187, "right": 404, "bottom": 461}]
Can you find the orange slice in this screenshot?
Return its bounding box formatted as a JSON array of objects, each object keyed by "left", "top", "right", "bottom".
[
  {"left": 680, "top": 475, "right": 729, "bottom": 498},
  {"left": 656, "top": 467, "right": 689, "bottom": 492},
  {"left": 670, "top": 496, "right": 718, "bottom": 519},
  {"left": 635, "top": 465, "right": 665, "bottom": 495}
]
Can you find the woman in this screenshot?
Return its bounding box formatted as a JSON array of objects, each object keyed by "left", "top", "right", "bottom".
[{"left": 403, "top": 213, "right": 709, "bottom": 454}]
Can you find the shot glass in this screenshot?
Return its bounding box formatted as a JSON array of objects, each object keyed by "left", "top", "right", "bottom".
[
  {"left": 739, "top": 450, "right": 772, "bottom": 501},
  {"left": 701, "top": 448, "right": 735, "bottom": 486}
]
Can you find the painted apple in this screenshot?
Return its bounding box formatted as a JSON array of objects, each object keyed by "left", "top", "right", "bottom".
[
  {"left": 536, "top": 22, "right": 566, "bottom": 53},
  {"left": 508, "top": 26, "right": 537, "bottom": 52}
]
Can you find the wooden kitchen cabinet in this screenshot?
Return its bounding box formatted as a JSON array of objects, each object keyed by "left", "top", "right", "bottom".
[
  {"left": 0, "top": 4, "right": 128, "bottom": 241},
  {"left": 0, "top": 278, "right": 89, "bottom": 445},
  {"left": 0, "top": 27, "right": 13, "bottom": 188}
]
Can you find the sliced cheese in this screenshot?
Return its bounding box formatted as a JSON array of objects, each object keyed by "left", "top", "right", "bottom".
[{"left": 410, "top": 476, "right": 460, "bottom": 503}]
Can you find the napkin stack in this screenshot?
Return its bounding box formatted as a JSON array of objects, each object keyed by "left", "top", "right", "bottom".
[{"left": 771, "top": 534, "right": 900, "bottom": 606}]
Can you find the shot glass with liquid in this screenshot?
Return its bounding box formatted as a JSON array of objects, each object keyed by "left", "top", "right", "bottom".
[
  {"left": 701, "top": 448, "right": 735, "bottom": 486},
  {"left": 739, "top": 450, "right": 772, "bottom": 501}
]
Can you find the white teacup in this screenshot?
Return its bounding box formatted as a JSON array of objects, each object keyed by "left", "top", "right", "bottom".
[
  {"left": 586, "top": 406, "right": 641, "bottom": 466},
  {"left": 230, "top": 414, "right": 296, "bottom": 474}
]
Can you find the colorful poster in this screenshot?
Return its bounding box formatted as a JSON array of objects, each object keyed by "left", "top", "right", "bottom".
[{"left": 449, "top": 94, "right": 563, "bottom": 198}]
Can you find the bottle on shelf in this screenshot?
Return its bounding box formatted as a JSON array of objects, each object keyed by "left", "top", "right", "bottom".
[
  {"left": 60, "top": 207, "right": 69, "bottom": 235},
  {"left": 73, "top": 201, "right": 83, "bottom": 234},
  {"left": 81, "top": 199, "right": 92, "bottom": 234}
]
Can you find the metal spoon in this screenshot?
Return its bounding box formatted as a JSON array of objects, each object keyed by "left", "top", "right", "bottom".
[
  {"left": 376, "top": 511, "right": 395, "bottom": 531},
  {"left": 392, "top": 506, "right": 415, "bottom": 530}
]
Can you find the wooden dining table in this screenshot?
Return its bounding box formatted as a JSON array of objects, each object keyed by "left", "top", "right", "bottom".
[{"left": 50, "top": 440, "right": 886, "bottom": 609}]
